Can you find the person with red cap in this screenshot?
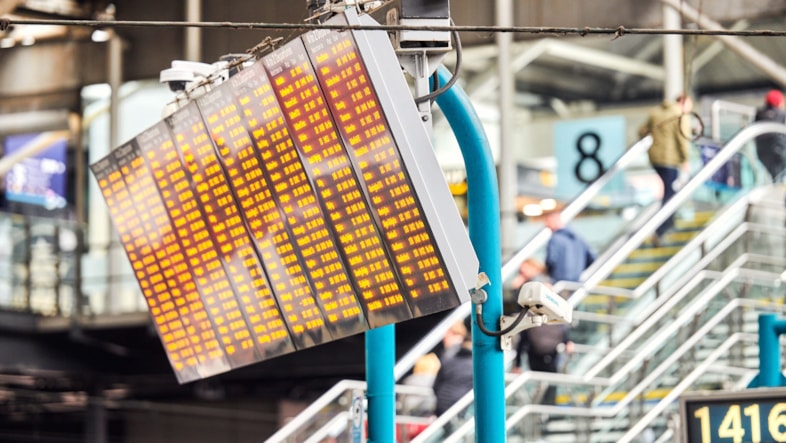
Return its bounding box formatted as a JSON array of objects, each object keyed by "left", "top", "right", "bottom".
[{"left": 754, "top": 89, "right": 786, "bottom": 182}]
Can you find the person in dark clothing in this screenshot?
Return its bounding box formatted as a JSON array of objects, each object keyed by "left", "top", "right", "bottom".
[
  {"left": 510, "top": 258, "right": 574, "bottom": 405},
  {"left": 754, "top": 89, "right": 786, "bottom": 182},
  {"left": 514, "top": 323, "right": 572, "bottom": 405},
  {"left": 543, "top": 209, "right": 596, "bottom": 285},
  {"left": 432, "top": 326, "right": 473, "bottom": 416}
]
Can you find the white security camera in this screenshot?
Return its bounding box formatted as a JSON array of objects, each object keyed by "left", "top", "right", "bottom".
[
  {"left": 517, "top": 281, "right": 572, "bottom": 324},
  {"left": 159, "top": 67, "right": 195, "bottom": 93},
  {"left": 498, "top": 282, "right": 573, "bottom": 351},
  {"left": 159, "top": 60, "right": 231, "bottom": 117}
]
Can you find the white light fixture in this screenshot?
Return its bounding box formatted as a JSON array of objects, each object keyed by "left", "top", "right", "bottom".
[
  {"left": 522, "top": 204, "right": 543, "bottom": 217},
  {"left": 539, "top": 198, "right": 557, "bottom": 211},
  {"left": 0, "top": 38, "right": 15, "bottom": 49},
  {"left": 91, "top": 29, "right": 111, "bottom": 42},
  {"left": 20, "top": 35, "right": 35, "bottom": 46}
]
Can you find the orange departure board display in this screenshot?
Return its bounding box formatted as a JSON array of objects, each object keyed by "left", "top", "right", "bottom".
[
  {"left": 91, "top": 8, "right": 478, "bottom": 383},
  {"left": 137, "top": 121, "right": 267, "bottom": 369},
  {"left": 263, "top": 39, "right": 413, "bottom": 328},
  {"left": 199, "top": 79, "right": 367, "bottom": 344},
  {"left": 166, "top": 102, "right": 297, "bottom": 356},
  {"left": 303, "top": 27, "right": 458, "bottom": 316},
  {"left": 113, "top": 141, "right": 233, "bottom": 380}
]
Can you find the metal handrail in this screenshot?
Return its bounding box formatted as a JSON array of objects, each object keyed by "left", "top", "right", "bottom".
[
  {"left": 433, "top": 332, "right": 758, "bottom": 442},
  {"left": 569, "top": 196, "right": 786, "bottom": 326},
  {"left": 566, "top": 121, "right": 786, "bottom": 307},
  {"left": 413, "top": 257, "right": 784, "bottom": 442},
  {"left": 265, "top": 379, "right": 366, "bottom": 442},
  {"left": 427, "top": 293, "right": 783, "bottom": 442},
  {"left": 582, "top": 230, "right": 786, "bottom": 382}
]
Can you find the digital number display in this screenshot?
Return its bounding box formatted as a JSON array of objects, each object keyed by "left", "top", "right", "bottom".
[
  {"left": 229, "top": 62, "right": 366, "bottom": 341},
  {"left": 303, "top": 27, "right": 458, "bottom": 316},
  {"left": 91, "top": 9, "right": 478, "bottom": 383},
  {"left": 168, "top": 102, "right": 297, "bottom": 357},
  {"left": 137, "top": 121, "right": 260, "bottom": 368},
  {"left": 264, "top": 38, "right": 412, "bottom": 328},
  {"left": 681, "top": 388, "right": 786, "bottom": 443}
]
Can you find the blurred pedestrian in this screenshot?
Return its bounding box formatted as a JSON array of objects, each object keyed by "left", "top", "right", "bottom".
[
  {"left": 514, "top": 322, "right": 572, "bottom": 405},
  {"left": 510, "top": 258, "right": 573, "bottom": 405},
  {"left": 543, "top": 209, "right": 596, "bottom": 287},
  {"left": 400, "top": 352, "right": 440, "bottom": 417},
  {"left": 638, "top": 94, "right": 693, "bottom": 245},
  {"left": 754, "top": 89, "right": 786, "bottom": 183},
  {"left": 439, "top": 319, "right": 468, "bottom": 360},
  {"left": 511, "top": 257, "right": 549, "bottom": 289},
  {"left": 432, "top": 322, "right": 473, "bottom": 417}
]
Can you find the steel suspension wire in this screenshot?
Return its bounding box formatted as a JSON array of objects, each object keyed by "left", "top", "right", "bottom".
[{"left": 4, "top": 17, "right": 786, "bottom": 37}]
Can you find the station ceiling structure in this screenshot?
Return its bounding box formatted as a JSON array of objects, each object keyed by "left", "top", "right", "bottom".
[{"left": 1, "top": 0, "right": 786, "bottom": 117}]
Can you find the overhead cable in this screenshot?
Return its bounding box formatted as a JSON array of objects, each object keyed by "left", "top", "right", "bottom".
[{"left": 5, "top": 17, "right": 786, "bottom": 38}]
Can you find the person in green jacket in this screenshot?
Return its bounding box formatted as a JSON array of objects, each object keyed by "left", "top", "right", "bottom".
[{"left": 638, "top": 94, "right": 693, "bottom": 245}]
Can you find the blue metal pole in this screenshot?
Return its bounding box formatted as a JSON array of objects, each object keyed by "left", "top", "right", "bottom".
[
  {"left": 757, "top": 313, "right": 786, "bottom": 387},
  {"left": 366, "top": 324, "right": 396, "bottom": 443},
  {"left": 435, "top": 65, "right": 506, "bottom": 442}
]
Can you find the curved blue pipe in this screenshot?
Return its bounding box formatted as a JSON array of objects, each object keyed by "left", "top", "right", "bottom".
[{"left": 435, "top": 65, "right": 506, "bottom": 442}]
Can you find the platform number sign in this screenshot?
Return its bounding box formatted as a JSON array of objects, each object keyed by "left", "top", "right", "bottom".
[
  {"left": 681, "top": 388, "right": 786, "bottom": 443},
  {"left": 553, "top": 116, "right": 625, "bottom": 200},
  {"left": 90, "top": 9, "right": 478, "bottom": 383}
]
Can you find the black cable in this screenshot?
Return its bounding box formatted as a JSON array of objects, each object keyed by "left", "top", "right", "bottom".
[
  {"left": 414, "top": 28, "right": 462, "bottom": 105},
  {"left": 7, "top": 17, "right": 786, "bottom": 37},
  {"left": 681, "top": 111, "right": 705, "bottom": 142},
  {"left": 475, "top": 305, "right": 529, "bottom": 337}
]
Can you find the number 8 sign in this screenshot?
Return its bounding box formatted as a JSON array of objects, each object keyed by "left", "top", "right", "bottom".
[{"left": 553, "top": 116, "right": 626, "bottom": 200}]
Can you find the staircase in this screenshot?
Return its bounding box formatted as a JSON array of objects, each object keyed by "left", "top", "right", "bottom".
[
  {"left": 612, "top": 210, "right": 714, "bottom": 286},
  {"left": 577, "top": 208, "right": 715, "bottom": 317}
]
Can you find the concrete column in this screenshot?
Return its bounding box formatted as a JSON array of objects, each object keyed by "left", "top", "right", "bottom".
[
  {"left": 497, "top": 0, "right": 517, "bottom": 261},
  {"left": 185, "top": 0, "right": 202, "bottom": 62},
  {"left": 662, "top": 3, "right": 684, "bottom": 100}
]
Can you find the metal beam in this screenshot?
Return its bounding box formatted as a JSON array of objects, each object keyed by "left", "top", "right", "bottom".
[
  {"left": 661, "top": 0, "right": 786, "bottom": 88},
  {"left": 691, "top": 19, "right": 749, "bottom": 74},
  {"left": 465, "top": 39, "right": 664, "bottom": 100}
]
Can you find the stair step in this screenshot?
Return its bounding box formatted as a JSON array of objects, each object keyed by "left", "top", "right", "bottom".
[
  {"left": 611, "top": 261, "right": 663, "bottom": 276},
  {"left": 664, "top": 230, "right": 699, "bottom": 244},
  {"left": 674, "top": 211, "right": 714, "bottom": 229},
  {"left": 598, "top": 276, "right": 646, "bottom": 289},
  {"left": 629, "top": 246, "right": 681, "bottom": 260},
  {"left": 579, "top": 294, "right": 630, "bottom": 307}
]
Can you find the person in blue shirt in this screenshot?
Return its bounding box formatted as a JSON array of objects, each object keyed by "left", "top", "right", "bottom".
[{"left": 543, "top": 209, "right": 596, "bottom": 285}]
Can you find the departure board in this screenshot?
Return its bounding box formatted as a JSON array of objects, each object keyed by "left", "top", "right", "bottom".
[{"left": 91, "top": 8, "right": 478, "bottom": 382}]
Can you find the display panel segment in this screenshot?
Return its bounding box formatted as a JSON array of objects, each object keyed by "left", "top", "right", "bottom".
[
  {"left": 137, "top": 121, "right": 260, "bottom": 368},
  {"left": 302, "top": 25, "right": 459, "bottom": 316},
  {"left": 167, "top": 101, "right": 297, "bottom": 357},
  {"left": 263, "top": 38, "right": 412, "bottom": 328},
  {"left": 228, "top": 62, "right": 367, "bottom": 341}
]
